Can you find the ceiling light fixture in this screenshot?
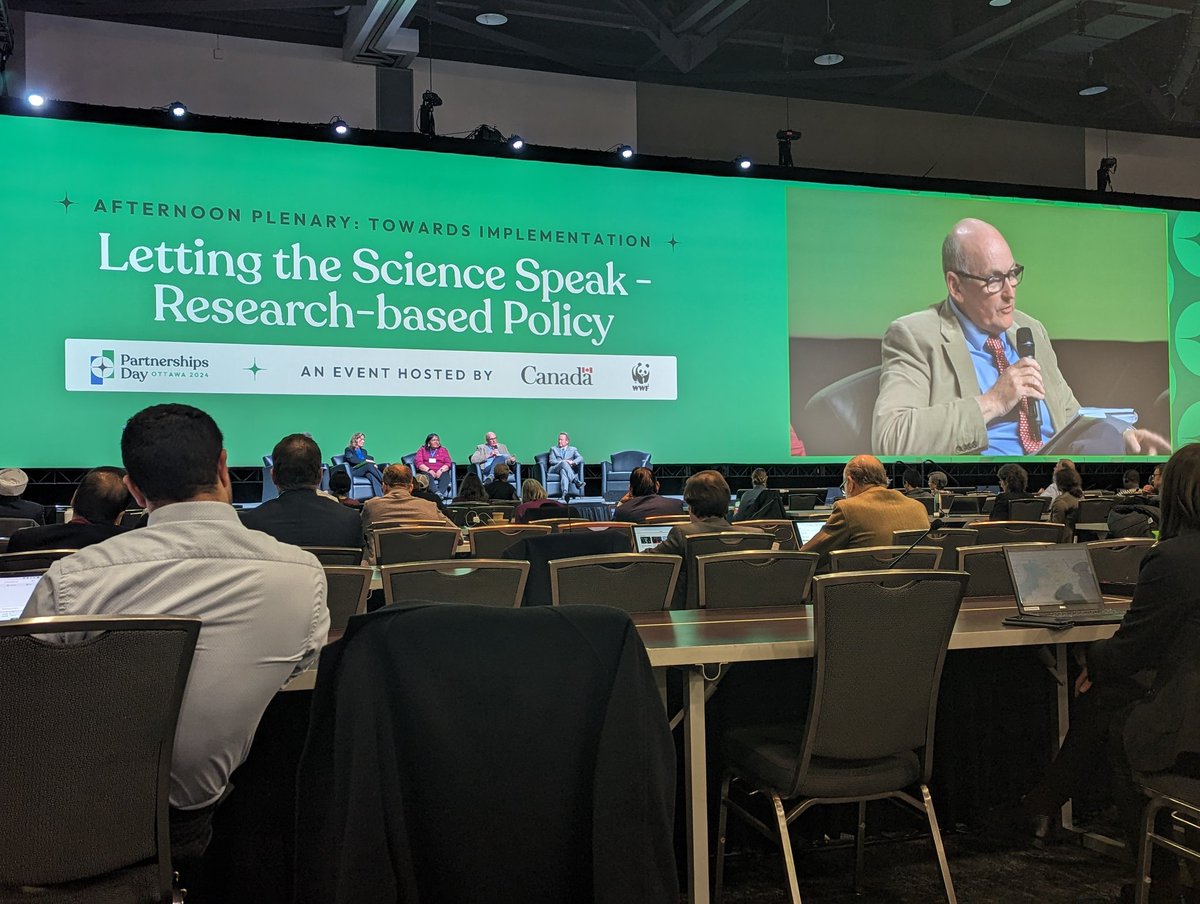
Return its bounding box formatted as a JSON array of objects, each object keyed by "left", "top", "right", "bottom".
[
  {"left": 1078, "top": 53, "right": 1108, "bottom": 96},
  {"left": 814, "top": 0, "right": 844, "bottom": 66},
  {"left": 988, "top": 0, "right": 1011, "bottom": 7},
  {"left": 475, "top": 12, "right": 508, "bottom": 26}
]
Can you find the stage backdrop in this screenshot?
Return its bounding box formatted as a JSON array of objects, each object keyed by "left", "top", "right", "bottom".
[{"left": 0, "top": 112, "right": 1190, "bottom": 467}]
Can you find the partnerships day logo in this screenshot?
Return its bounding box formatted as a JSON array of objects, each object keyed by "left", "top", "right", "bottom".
[{"left": 87, "top": 347, "right": 211, "bottom": 385}]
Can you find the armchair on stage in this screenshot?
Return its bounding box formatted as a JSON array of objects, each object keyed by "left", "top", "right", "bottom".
[
  {"left": 535, "top": 451, "right": 586, "bottom": 499},
  {"left": 601, "top": 450, "right": 652, "bottom": 502},
  {"left": 330, "top": 454, "right": 379, "bottom": 501}
]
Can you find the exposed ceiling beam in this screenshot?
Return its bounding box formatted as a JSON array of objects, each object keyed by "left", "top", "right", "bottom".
[
  {"left": 424, "top": 8, "right": 606, "bottom": 76},
  {"left": 26, "top": 0, "right": 350, "bottom": 14},
  {"left": 945, "top": 65, "right": 1060, "bottom": 122},
  {"left": 1166, "top": 0, "right": 1200, "bottom": 98},
  {"left": 1111, "top": 50, "right": 1198, "bottom": 121}
]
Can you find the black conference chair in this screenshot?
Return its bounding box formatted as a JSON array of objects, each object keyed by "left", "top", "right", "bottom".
[
  {"left": 737, "top": 519, "right": 798, "bottom": 550},
  {"left": 550, "top": 553, "right": 680, "bottom": 613},
  {"left": 695, "top": 550, "right": 819, "bottom": 608},
  {"left": 469, "top": 524, "right": 553, "bottom": 558},
  {"left": 381, "top": 559, "right": 530, "bottom": 607},
  {"left": 956, "top": 542, "right": 1055, "bottom": 598},
  {"left": 601, "top": 450, "right": 651, "bottom": 501},
  {"left": 714, "top": 570, "right": 967, "bottom": 904},
  {"left": 972, "top": 520, "right": 1068, "bottom": 545},
  {"left": 371, "top": 526, "right": 461, "bottom": 566},
  {"left": 323, "top": 566, "right": 373, "bottom": 632},
  {"left": 0, "top": 615, "right": 199, "bottom": 904},
  {"left": 893, "top": 528, "right": 979, "bottom": 571},
  {"left": 502, "top": 530, "right": 631, "bottom": 605},
  {"left": 829, "top": 545, "right": 942, "bottom": 572},
  {"left": 1086, "top": 538, "right": 1155, "bottom": 589},
  {"left": 1008, "top": 497, "right": 1049, "bottom": 521},
  {"left": 679, "top": 532, "right": 776, "bottom": 610},
  {"left": 0, "top": 549, "right": 76, "bottom": 572},
  {"left": 301, "top": 546, "right": 363, "bottom": 566}
]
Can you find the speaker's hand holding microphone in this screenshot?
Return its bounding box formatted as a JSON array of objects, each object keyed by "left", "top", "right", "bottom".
[{"left": 978, "top": 329, "right": 1045, "bottom": 424}]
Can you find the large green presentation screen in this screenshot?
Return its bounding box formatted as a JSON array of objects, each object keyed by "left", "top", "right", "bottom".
[{"left": 1, "top": 113, "right": 1195, "bottom": 468}]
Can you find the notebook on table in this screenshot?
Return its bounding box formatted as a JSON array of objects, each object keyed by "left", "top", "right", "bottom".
[
  {"left": 633, "top": 524, "right": 673, "bottom": 552},
  {"left": 1002, "top": 544, "right": 1126, "bottom": 628},
  {"left": 0, "top": 572, "right": 42, "bottom": 621}
]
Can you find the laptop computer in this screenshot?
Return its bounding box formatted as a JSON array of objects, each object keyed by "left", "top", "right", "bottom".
[
  {"left": 0, "top": 572, "right": 42, "bottom": 621},
  {"left": 1002, "top": 544, "right": 1125, "bottom": 627},
  {"left": 793, "top": 519, "right": 827, "bottom": 547},
  {"left": 633, "top": 524, "right": 673, "bottom": 552}
]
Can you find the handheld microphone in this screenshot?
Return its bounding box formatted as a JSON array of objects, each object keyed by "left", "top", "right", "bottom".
[
  {"left": 1014, "top": 327, "right": 1043, "bottom": 437},
  {"left": 886, "top": 518, "right": 944, "bottom": 569}
]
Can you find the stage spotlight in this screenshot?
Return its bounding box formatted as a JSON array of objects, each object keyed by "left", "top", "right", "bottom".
[
  {"left": 509, "top": 135, "right": 525, "bottom": 151},
  {"left": 616, "top": 144, "right": 634, "bottom": 160},
  {"left": 26, "top": 92, "right": 46, "bottom": 108},
  {"left": 418, "top": 89, "right": 443, "bottom": 137},
  {"left": 1096, "top": 155, "right": 1117, "bottom": 191},
  {"left": 776, "top": 128, "right": 800, "bottom": 167},
  {"left": 168, "top": 101, "right": 188, "bottom": 118},
  {"left": 735, "top": 155, "right": 753, "bottom": 171},
  {"left": 330, "top": 117, "right": 350, "bottom": 137}
]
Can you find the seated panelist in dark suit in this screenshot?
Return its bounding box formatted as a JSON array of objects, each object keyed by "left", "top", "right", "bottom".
[
  {"left": 800, "top": 454, "right": 930, "bottom": 571},
  {"left": 6, "top": 466, "right": 130, "bottom": 553},
  {"left": 0, "top": 467, "right": 47, "bottom": 525},
  {"left": 651, "top": 470, "right": 764, "bottom": 609},
  {"left": 344, "top": 432, "right": 384, "bottom": 497},
  {"left": 989, "top": 461, "right": 1035, "bottom": 521},
  {"left": 1022, "top": 443, "right": 1200, "bottom": 900},
  {"left": 242, "top": 433, "right": 363, "bottom": 549},
  {"left": 614, "top": 467, "right": 685, "bottom": 524}
]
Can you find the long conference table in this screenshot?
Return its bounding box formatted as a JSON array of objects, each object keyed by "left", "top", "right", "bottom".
[{"left": 283, "top": 593, "right": 1127, "bottom": 904}]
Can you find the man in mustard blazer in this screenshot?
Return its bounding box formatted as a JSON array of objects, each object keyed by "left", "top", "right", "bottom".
[{"left": 801, "top": 455, "right": 929, "bottom": 570}]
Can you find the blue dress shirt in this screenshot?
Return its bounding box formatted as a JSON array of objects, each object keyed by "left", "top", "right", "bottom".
[{"left": 948, "top": 300, "right": 1053, "bottom": 455}]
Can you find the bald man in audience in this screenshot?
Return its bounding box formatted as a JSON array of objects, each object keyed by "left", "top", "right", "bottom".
[
  {"left": 6, "top": 466, "right": 130, "bottom": 553},
  {"left": 802, "top": 454, "right": 930, "bottom": 569},
  {"left": 361, "top": 462, "right": 455, "bottom": 564},
  {"left": 651, "top": 469, "right": 763, "bottom": 609}
]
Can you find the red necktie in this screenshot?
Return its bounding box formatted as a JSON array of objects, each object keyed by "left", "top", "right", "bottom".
[{"left": 984, "top": 336, "right": 1042, "bottom": 454}]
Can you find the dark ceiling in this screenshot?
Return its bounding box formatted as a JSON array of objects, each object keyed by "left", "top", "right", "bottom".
[{"left": 8, "top": 0, "right": 1200, "bottom": 138}]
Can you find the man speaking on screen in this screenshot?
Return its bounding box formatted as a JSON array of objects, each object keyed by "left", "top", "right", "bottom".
[{"left": 871, "top": 218, "right": 1169, "bottom": 457}]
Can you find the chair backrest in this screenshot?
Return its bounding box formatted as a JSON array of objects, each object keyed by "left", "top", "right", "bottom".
[
  {"left": 559, "top": 521, "right": 636, "bottom": 546},
  {"left": 971, "top": 520, "right": 1068, "bottom": 545},
  {"left": 0, "top": 517, "right": 37, "bottom": 537},
  {"left": 116, "top": 509, "right": 146, "bottom": 527},
  {"left": 829, "top": 545, "right": 942, "bottom": 572},
  {"left": 786, "top": 493, "right": 821, "bottom": 511},
  {"left": 736, "top": 519, "right": 797, "bottom": 550},
  {"left": 782, "top": 571, "right": 967, "bottom": 796},
  {"left": 1008, "top": 497, "right": 1048, "bottom": 521},
  {"left": 550, "top": 554, "right": 680, "bottom": 612},
  {"left": 502, "top": 530, "right": 633, "bottom": 606},
  {"left": 682, "top": 532, "right": 775, "bottom": 609},
  {"left": 799, "top": 365, "right": 881, "bottom": 454},
  {"left": 371, "top": 519, "right": 452, "bottom": 531},
  {"left": 956, "top": 542, "right": 1055, "bottom": 597},
  {"left": 892, "top": 527, "right": 979, "bottom": 570},
  {"left": 1085, "top": 538, "right": 1156, "bottom": 585},
  {"left": 382, "top": 560, "right": 530, "bottom": 607},
  {"left": 608, "top": 450, "right": 651, "bottom": 472},
  {"left": 324, "top": 566, "right": 373, "bottom": 631},
  {"left": 372, "top": 527, "right": 461, "bottom": 566},
  {"left": 946, "top": 494, "right": 984, "bottom": 515},
  {"left": 1077, "top": 496, "right": 1117, "bottom": 523},
  {"left": 470, "top": 524, "right": 553, "bottom": 558},
  {"left": 644, "top": 514, "right": 690, "bottom": 525},
  {"left": 696, "top": 550, "right": 819, "bottom": 608},
  {"left": 0, "top": 615, "right": 200, "bottom": 894},
  {"left": 302, "top": 546, "right": 364, "bottom": 566},
  {"left": 0, "top": 549, "right": 76, "bottom": 572}
]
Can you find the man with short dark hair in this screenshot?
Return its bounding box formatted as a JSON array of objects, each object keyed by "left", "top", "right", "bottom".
[
  {"left": 0, "top": 467, "right": 46, "bottom": 525},
  {"left": 613, "top": 467, "right": 685, "bottom": 523},
  {"left": 801, "top": 454, "right": 929, "bottom": 569},
  {"left": 22, "top": 403, "right": 330, "bottom": 867},
  {"left": 241, "top": 433, "right": 363, "bottom": 548},
  {"left": 651, "top": 469, "right": 763, "bottom": 608},
  {"left": 901, "top": 467, "right": 930, "bottom": 497},
  {"left": 7, "top": 467, "right": 129, "bottom": 553}
]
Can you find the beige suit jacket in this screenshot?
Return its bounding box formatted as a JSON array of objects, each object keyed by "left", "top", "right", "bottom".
[
  {"left": 872, "top": 299, "right": 1079, "bottom": 456},
  {"left": 801, "top": 486, "right": 930, "bottom": 570},
  {"left": 360, "top": 489, "right": 455, "bottom": 563}
]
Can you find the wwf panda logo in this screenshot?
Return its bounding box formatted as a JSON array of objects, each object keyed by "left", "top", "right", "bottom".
[{"left": 631, "top": 362, "right": 650, "bottom": 385}]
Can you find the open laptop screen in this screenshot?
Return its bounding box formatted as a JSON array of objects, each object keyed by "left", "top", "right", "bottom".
[
  {"left": 793, "top": 520, "right": 826, "bottom": 547},
  {"left": 633, "top": 524, "right": 673, "bottom": 552},
  {"left": 0, "top": 573, "right": 42, "bottom": 621},
  {"left": 1006, "top": 545, "right": 1104, "bottom": 612}
]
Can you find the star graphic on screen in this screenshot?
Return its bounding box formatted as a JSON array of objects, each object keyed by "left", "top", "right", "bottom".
[
  {"left": 667, "top": 235, "right": 679, "bottom": 250},
  {"left": 58, "top": 193, "right": 76, "bottom": 212},
  {"left": 244, "top": 359, "right": 266, "bottom": 379}
]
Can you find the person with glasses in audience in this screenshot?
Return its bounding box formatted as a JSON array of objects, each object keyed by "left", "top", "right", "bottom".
[{"left": 872, "top": 218, "right": 1168, "bottom": 457}]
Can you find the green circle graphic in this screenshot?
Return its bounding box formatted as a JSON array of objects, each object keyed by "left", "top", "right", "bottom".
[
  {"left": 1177, "top": 401, "right": 1200, "bottom": 445},
  {"left": 1173, "top": 213, "right": 1200, "bottom": 278},
  {"left": 1176, "top": 300, "right": 1200, "bottom": 376}
]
